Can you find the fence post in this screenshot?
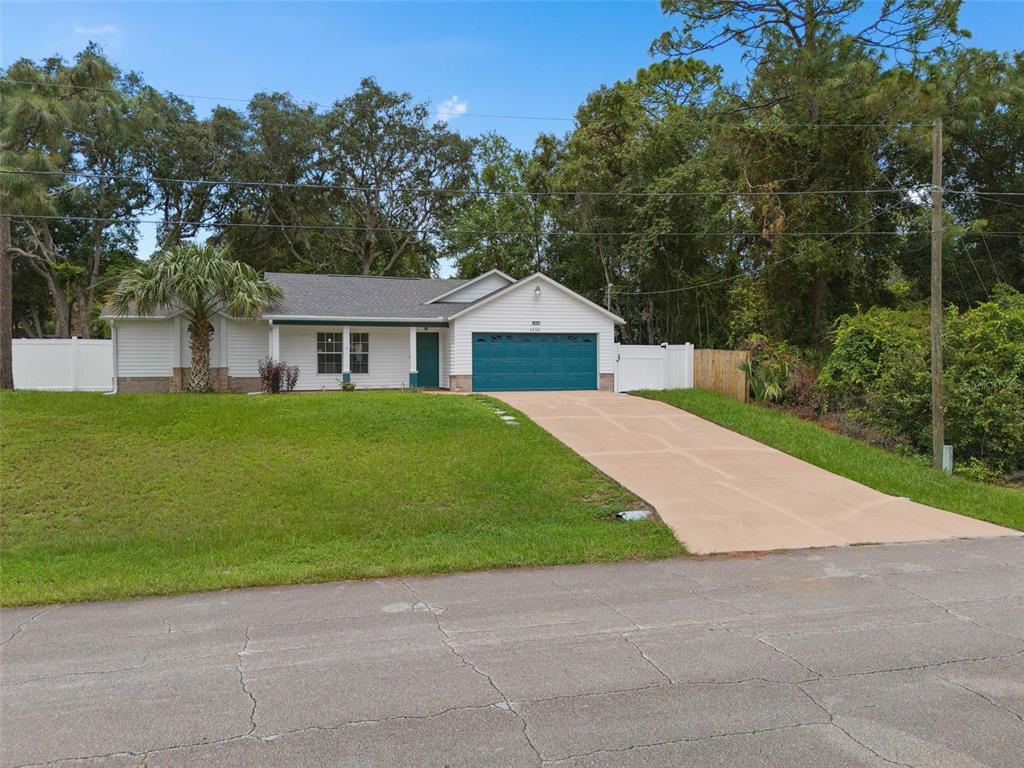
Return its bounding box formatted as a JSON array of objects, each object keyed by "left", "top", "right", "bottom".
[
  {"left": 683, "top": 343, "right": 694, "bottom": 389},
  {"left": 614, "top": 342, "right": 620, "bottom": 393},
  {"left": 69, "top": 337, "right": 79, "bottom": 392},
  {"left": 663, "top": 342, "right": 671, "bottom": 391}
]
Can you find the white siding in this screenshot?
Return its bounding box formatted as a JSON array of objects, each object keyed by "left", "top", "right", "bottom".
[
  {"left": 114, "top": 319, "right": 175, "bottom": 376},
  {"left": 438, "top": 328, "right": 451, "bottom": 389},
  {"left": 434, "top": 272, "right": 512, "bottom": 303},
  {"left": 451, "top": 281, "right": 616, "bottom": 377},
  {"left": 179, "top": 317, "right": 222, "bottom": 368},
  {"left": 278, "top": 324, "right": 411, "bottom": 390},
  {"left": 227, "top": 319, "right": 271, "bottom": 377}
]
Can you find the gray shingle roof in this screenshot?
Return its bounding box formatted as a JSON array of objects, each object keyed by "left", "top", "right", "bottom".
[{"left": 263, "top": 273, "right": 476, "bottom": 320}]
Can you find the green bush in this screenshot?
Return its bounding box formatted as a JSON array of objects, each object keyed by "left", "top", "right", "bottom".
[
  {"left": 944, "top": 285, "right": 1024, "bottom": 473},
  {"left": 741, "top": 334, "right": 819, "bottom": 406},
  {"left": 817, "top": 305, "right": 929, "bottom": 409},
  {"left": 740, "top": 335, "right": 793, "bottom": 403},
  {"left": 818, "top": 286, "right": 1024, "bottom": 474}
]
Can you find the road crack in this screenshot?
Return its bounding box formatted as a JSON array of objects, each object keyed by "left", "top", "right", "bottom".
[
  {"left": 237, "top": 626, "right": 257, "bottom": 736},
  {"left": 401, "top": 580, "right": 543, "bottom": 765},
  {"left": 1, "top": 608, "right": 50, "bottom": 646}
]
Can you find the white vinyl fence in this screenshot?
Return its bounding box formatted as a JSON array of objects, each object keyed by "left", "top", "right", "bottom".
[
  {"left": 615, "top": 342, "right": 694, "bottom": 392},
  {"left": 13, "top": 339, "right": 114, "bottom": 392}
]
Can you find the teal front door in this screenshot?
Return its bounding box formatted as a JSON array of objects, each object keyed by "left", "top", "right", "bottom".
[
  {"left": 472, "top": 333, "right": 598, "bottom": 391},
  {"left": 416, "top": 333, "right": 440, "bottom": 388}
]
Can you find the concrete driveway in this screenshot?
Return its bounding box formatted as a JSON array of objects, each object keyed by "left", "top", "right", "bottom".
[
  {"left": 1, "top": 538, "right": 1022, "bottom": 767},
  {"left": 496, "top": 391, "right": 1016, "bottom": 553}
]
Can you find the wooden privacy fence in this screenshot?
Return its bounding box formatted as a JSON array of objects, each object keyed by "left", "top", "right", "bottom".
[
  {"left": 615, "top": 343, "right": 749, "bottom": 401},
  {"left": 693, "top": 349, "right": 750, "bottom": 402}
]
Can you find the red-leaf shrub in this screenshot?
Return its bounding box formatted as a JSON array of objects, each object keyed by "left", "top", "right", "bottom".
[{"left": 258, "top": 356, "right": 300, "bottom": 393}]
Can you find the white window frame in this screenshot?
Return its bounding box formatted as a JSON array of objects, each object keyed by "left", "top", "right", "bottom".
[
  {"left": 350, "top": 332, "right": 369, "bottom": 374},
  {"left": 317, "top": 332, "right": 345, "bottom": 375}
]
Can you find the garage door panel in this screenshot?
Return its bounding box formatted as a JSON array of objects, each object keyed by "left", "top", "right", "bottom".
[{"left": 472, "top": 333, "right": 598, "bottom": 391}]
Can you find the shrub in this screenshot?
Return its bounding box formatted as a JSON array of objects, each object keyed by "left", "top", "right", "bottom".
[
  {"left": 818, "top": 286, "right": 1024, "bottom": 474},
  {"left": 340, "top": 380, "right": 356, "bottom": 392},
  {"left": 816, "top": 306, "right": 929, "bottom": 410},
  {"left": 257, "top": 356, "right": 300, "bottom": 394},
  {"left": 944, "top": 285, "right": 1024, "bottom": 473},
  {"left": 740, "top": 334, "right": 818, "bottom": 406},
  {"left": 283, "top": 364, "right": 300, "bottom": 392}
]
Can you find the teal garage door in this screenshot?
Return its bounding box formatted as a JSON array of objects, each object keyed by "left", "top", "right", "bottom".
[{"left": 472, "top": 333, "right": 598, "bottom": 391}]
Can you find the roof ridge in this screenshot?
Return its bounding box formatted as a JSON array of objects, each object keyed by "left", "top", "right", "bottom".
[{"left": 264, "top": 271, "right": 462, "bottom": 282}]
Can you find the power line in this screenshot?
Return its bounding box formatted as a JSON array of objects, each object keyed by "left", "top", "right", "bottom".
[
  {"left": 971, "top": 194, "right": 1024, "bottom": 210},
  {"left": 0, "top": 168, "right": 921, "bottom": 199},
  {"left": 14, "top": 211, "right": 1003, "bottom": 239},
  {"left": 948, "top": 248, "right": 971, "bottom": 304},
  {"left": 606, "top": 228, "right": 1021, "bottom": 297},
  {"left": 606, "top": 199, "right": 1014, "bottom": 297},
  {"left": 8, "top": 169, "right": 1020, "bottom": 202},
  {"left": 963, "top": 244, "right": 992, "bottom": 301},
  {"left": 978, "top": 234, "right": 1005, "bottom": 283},
  {"left": 946, "top": 190, "right": 1024, "bottom": 198},
  {"left": 0, "top": 78, "right": 934, "bottom": 128}
]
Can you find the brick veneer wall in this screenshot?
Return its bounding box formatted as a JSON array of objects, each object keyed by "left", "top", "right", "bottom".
[
  {"left": 117, "top": 377, "right": 172, "bottom": 394},
  {"left": 599, "top": 373, "right": 614, "bottom": 392},
  {"left": 122, "top": 367, "right": 243, "bottom": 394},
  {"left": 449, "top": 375, "right": 472, "bottom": 392},
  {"left": 228, "top": 377, "right": 262, "bottom": 393}
]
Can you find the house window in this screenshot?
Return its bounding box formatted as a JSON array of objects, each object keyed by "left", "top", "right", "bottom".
[
  {"left": 316, "top": 331, "right": 369, "bottom": 375},
  {"left": 350, "top": 332, "right": 369, "bottom": 374},
  {"left": 317, "top": 332, "right": 344, "bottom": 374}
]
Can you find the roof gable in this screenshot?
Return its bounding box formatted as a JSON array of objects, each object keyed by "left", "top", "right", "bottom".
[
  {"left": 425, "top": 269, "right": 515, "bottom": 304},
  {"left": 447, "top": 272, "right": 626, "bottom": 324}
]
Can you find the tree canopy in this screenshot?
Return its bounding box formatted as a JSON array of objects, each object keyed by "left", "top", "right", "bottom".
[{"left": 1, "top": 0, "right": 1021, "bottom": 360}]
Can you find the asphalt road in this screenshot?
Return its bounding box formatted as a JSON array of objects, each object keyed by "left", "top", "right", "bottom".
[{"left": 1, "top": 537, "right": 1022, "bottom": 767}]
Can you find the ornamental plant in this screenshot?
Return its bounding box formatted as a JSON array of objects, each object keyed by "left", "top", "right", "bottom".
[{"left": 258, "top": 356, "right": 300, "bottom": 394}]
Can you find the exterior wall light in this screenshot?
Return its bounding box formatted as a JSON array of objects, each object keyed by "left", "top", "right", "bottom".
[{"left": 534, "top": 285, "right": 541, "bottom": 297}]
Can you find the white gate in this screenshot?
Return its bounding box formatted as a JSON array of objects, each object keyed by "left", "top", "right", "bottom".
[
  {"left": 614, "top": 342, "right": 694, "bottom": 392},
  {"left": 12, "top": 339, "right": 114, "bottom": 392}
]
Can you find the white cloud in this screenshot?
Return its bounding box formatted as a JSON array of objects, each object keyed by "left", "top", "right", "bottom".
[
  {"left": 437, "top": 95, "right": 468, "bottom": 124},
  {"left": 73, "top": 24, "right": 121, "bottom": 37}
]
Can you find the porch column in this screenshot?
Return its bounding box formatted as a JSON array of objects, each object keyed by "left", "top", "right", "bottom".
[
  {"left": 110, "top": 322, "right": 119, "bottom": 393},
  {"left": 342, "top": 325, "right": 351, "bottom": 383},
  {"left": 408, "top": 326, "right": 418, "bottom": 390},
  {"left": 172, "top": 317, "right": 183, "bottom": 369},
  {"left": 270, "top": 322, "right": 280, "bottom": 360}
]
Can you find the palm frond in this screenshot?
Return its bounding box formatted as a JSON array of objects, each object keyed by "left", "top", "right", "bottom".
[{"left": 106, "top": 242, "right": 280, "bottom": 322}]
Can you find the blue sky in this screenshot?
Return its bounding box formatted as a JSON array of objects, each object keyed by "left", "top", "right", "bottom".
[
  {"left": 4, "top": 1, "right": 1021, "bottom": 149},
  {"left": 2, "top": 1, "right": 1021, "bottom": 270}
]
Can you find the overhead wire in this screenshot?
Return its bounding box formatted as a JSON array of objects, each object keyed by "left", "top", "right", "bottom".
[
  {"left": 608, "top": 199, "right": 923, "bottom": 297},
  {"left": 15, "top": 210, "right": 1007, "bottom": 239},
  {"left": 0, "top": 168, "right": 922, "bottom": 199}
]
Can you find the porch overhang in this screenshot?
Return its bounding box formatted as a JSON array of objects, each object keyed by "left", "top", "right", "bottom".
[{"left": 267, "top": 318, "right": 449, "bottom": 328}]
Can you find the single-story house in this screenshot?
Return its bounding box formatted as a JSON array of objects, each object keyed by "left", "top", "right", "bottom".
[{"left": 101, "top": 270, "right": 625, "bottom": 393}]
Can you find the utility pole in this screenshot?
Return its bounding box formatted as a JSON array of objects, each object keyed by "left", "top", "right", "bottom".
[
  {"left": 930, "top": 118, "right": 944, "bottom": 469},
  {"left": 606, "top": 282, "right": 612, "bottom": 311}
]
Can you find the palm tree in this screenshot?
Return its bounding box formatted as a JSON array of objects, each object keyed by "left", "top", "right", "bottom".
[{"left": 109, "top": 243, "right": 282, "bottom": 392}]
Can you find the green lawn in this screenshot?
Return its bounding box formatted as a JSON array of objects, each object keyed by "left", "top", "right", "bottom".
[
  {"left": 638, "top": 389, "right": 1024, "bottom": 532},
  {"left": 0, "top": 391, "right": 682, "bottom": 606}
]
